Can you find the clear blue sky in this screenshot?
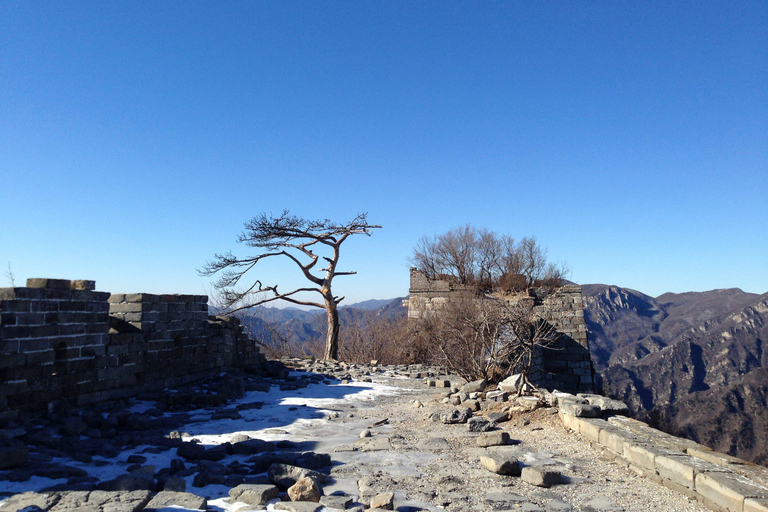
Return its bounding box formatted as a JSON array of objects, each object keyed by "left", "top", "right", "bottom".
[{"left": 2, "top": 1, "right": 766, "bottom": 304}]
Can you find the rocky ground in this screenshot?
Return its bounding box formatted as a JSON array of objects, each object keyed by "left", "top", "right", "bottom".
[{"left": 0, "top": 359, "right": 709, "bottom": 512}]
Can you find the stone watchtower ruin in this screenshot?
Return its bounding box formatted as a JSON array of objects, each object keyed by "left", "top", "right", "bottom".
[{"left": 407, "top": 268, "right": 594, "bottom": 393}]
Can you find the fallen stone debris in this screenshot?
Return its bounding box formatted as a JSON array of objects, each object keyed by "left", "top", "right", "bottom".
[{"left": 1, "top": 359, "right": 767, "bottom": 512}]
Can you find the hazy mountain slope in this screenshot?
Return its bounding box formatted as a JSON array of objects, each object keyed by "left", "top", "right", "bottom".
[
  {"left": 585, "top": 285, "right": 768, "bottom": 465},
  {"left": 242, "top": 297, "right": 408, "bottom": 346},
  {"left": 582, "top": 284, "right": 667, "bottom": 370}
]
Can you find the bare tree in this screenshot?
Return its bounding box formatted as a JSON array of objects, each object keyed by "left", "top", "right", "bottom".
[
  {"left": 4, "top": 262, "right": 16, "bottom": 287},
  {"left": 424, "top": 295, "right": 510, "bottom": 382},
  {"left": 410, "top": 226, "right": 569, "bottom": 292},
  {"left": 199, "top": 210, "right": 380, "bottom": 361},
  {"left": 498, "top": 300, "right": 562, "bottom": 394}
]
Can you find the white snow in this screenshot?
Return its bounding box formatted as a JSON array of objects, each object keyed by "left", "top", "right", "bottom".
[{"left": 0, "top": 378, "right": 404, "bottom": 512}]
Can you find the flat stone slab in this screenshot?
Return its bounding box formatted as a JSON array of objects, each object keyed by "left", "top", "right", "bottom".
[
  {"left": 144, "top": 491, "right": 207, "bottom": 511},
  {"left": 546, "top": 499, "right": 574, "bottom": 511},
  {"left": 48, "top": 490, "right": 152, "bottom": 512},
  {"left": 484, "top": 491, "right": 527, "bottom": 508},
  {"left": 416, "top": 437, "right": 451, "bottom": 450},
  {"left": 229, "top": 483, "right": 280, "bottom": 505},
  {"left": 696, "top": 471, "right": 768, "bottom": 512},
  {"left": 352, "top": 436, "right": 392, "bottom": 452},
  {"left": 581, "top": 496, "right": 625, "bottom": 511},
  {"left": 273, "top": 502, "right": 324, "bottom": 512}
]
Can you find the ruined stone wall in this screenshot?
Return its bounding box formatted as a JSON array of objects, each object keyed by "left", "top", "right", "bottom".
[
  {"left": 0, "top": 278, "right": 263, "bottom": 423},
  {"left": 408, "top": 268, "right": 594, "bottom": 393}
]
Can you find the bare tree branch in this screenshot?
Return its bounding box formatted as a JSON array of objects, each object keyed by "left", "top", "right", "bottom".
[{"left": 200, "top": 210, "right": 381, "bottom": 360}]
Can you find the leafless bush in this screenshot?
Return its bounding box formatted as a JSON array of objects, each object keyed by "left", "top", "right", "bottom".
[{"left": 409, "top": 295, "right": 561, "bottom": 384}]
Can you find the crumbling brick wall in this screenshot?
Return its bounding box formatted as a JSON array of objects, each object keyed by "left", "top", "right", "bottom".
[
  {"left": 0, "top": 278, "right": 264, "bottom": 423},
  {"left": 407, "top": 268, "right": 594, "bottom": 393}
]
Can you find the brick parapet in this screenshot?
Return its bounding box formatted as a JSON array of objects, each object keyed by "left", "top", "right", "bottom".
[
  {"left": 559, "top": 410, "right": 768, "bottom": 512},
  {"left": 0, "top": 279, "right": 263, "bottom": 423}
]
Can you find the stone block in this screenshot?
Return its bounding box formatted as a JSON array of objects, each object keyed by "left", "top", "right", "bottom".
[
  {"left": 521, "top": 466, "right": 561, "bottom": 488},
  {"left": 597, "top": 426, "right": 635, "bottom": 455},
  {"left": 654, "top": 454, "right": 726, "bottom": 490},
  {"left": 623, "top": 443, "right": 668, "bottom": 471},
  {"left": 695, "top": 471, "right": 768, "bottom": 512},
  {"left": 577, "top": 417, "right": 605, "bottom": 442},
  {"left": 745, "top": 498, "right": 768, "bottom": 512},
  {"left": 477, "top": 431, "right": 511, "bottom": 448},
  {"left": 26, "top": 278, "right": 71, "bottom": 289},
  {"left": 559, "top": 401, "right": 601, "bottom": 418},
  {"left": 0, "top": 339, "right": 20, "bottom": 354},
  {"left": 70, "top": 280, "right": 96, "bottom": 290},
  {"left": 480, "top": 452, "right": 521, "bottom": 476}
]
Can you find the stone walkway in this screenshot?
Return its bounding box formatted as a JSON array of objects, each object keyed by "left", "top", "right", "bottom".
[{"left": 0, "top": 360, "right": 732, "bottom": 511}]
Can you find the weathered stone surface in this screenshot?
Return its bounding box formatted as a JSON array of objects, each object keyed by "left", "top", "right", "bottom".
[
  {"left": 0, "top": 445, "right": 28, "bottom": 469},
  {"left": 162, "top": 476, "right": 186, "bottom": 492},
  {"left": 487, "top": 411, "right": 508, "bottom": 423},
  {"left": 440, "top": 407, "right": 473, "bottom": 424},
  {"left": 516, "top": 396, "right": 541, "bottom": 411},
  {"left": 229, "top": 483, "right": 280, "bottom": 505},
  {"left": 546, "top": 499, "right": 574, "bottom": 511},
  {"left": 461, "top": 379, "right": 486, "bottom": 393},
  {"left": 50, "top": 490, "right": 153, "bottom": 512},
  {"left": 485, "top": 390, "right": 508, "bottom": 402},
  {"left": 416, "top": 437, "right": 451, "bottom": 450},
  {"left": 654, "top": 453, "right": 726, "bottom": 489},
  {"left": 497, "top": 374, "right": 524, "bottom": 393},
  {"left": 232, "top": 438, "right": 275, "bottom": 455},
  {"left": 0, "top": 491, "right": 60, "bottom": 511},
  {"left": 480, "top": 452, "right": 521, "bottom": 476},
  {"left": 176, "top": 441, "right": 205, "bottom": 460},
  {"left": 273, "top": 502, "right": 324, "bottom": 512},
  {"left": 581, "top": 496, "right": 624, "bottom": 511},
  {"left": 370, "top": 491, "right": 395, "bottom": 509},
  {"left": 288, "top": 476, "right": 322, "bottom": 502},
  {"left": 695, "top": 471, "right": 768, "bottom": 512},
  {"left": 320, "top": 494, "right": 354, "bottom": 509},
  {"left": 268, "top": 463, "right": 329, "bottom": 489},
  {"left": 144, "top": 491, "right": 207, "bottom": 511},
  {"left": 484, "top": 491, "right": 527, "bottom": 508},
  {"left": 584, "top": 396, "right": 629, "bottom": 415},
  {"left": 745, "top": 498, "right": 768, "bottom": 512},
  {"left": 467, "top": 416, "right": 493, "bottom": 432},
  {"left": 295, "top": 452, "right": 331, "bottom": 470},
  {"left": 98, "top": 467, "right": 155, "bottom": 491},
  {"left": 353, "top": 436, "right": 391, "bottom": 452},
  {"left": 521, "top": 466, "right": 561, "bottom": 488},
  {"left": 477, "top": 431, "right": 510, "bottom": 447},
  {"left": 559, "top": 401, "right": 601, "bottom": 418}
]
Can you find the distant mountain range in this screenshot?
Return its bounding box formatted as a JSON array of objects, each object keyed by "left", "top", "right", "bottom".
[
  {"left": 583, "top": 284, "right": 768, "bottom": 466},
  {"left": 233, "top": 285, "right": 768, "bottom": 466},
  {"left": 227, "top": 297, "right": 408, "bottom": 346}
]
